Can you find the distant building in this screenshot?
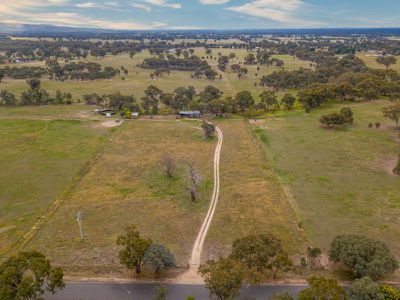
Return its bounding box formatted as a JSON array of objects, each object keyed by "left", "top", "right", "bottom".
[
  {"left": 179, "top": 111, "right": 201, "bottom": 118},
  {"left": 131, "top": 112, "right": 139, "bottom": 119},
  {"left": 99, "top": 109, "right": 116, "bottom": 116}
]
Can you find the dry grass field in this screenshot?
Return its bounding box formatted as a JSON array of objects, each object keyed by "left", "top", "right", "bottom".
[
  {"left": 25, "top": 119, "right": 216, "bottom": 274},
  {"left": 202, "top": 119, "right": 308, "bottom": 262},
  {"left": 357, "top": 52, "right": 400, "bottom": 71}
]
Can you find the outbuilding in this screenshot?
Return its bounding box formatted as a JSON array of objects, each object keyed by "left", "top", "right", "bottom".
[{"left": 179, "top": 111, "right": 201, "bottom": 118}]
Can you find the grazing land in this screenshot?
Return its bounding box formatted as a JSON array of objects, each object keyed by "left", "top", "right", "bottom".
[
  {"left": 251, "top": 101, "right": 400, "bottom": 257},
  {"left": 203, "top": 120, "right": 308, "bottom": 261},
  {"left": 0, "top": 50, "right": 310, "bottom": 102},
  {"left": 25, "top": 119, "right": 216, "bottom": 274},
  {"left": 0, "top": 113, "right": 111, "bottom": 258},
  {"left": 357, "top": 52, "right": 400, "bottom": 71}
]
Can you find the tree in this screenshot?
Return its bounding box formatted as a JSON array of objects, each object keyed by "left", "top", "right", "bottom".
[
  {"left": 116, "top": 225, "right": 152, "bottom": 274},
  {"left": 0, "top": 90, "right": 16, "bottom": 106},
  {"left": 270, "top": 292, "right": 294, "bottom": 300},
  {"left": 281, "top": 94, "right": 296, "bottom": 110},
  {"left": 202, "top": 120, "right": 215, "bottom": 138},
  {"left": 26, "top": 78, "right": 41, "bottom": 90},
  {"left": 161, "top": 153, "right": 175, "bottom": 178},
  {"left": 376, "top": 56, "right": 397, "bottom": 70},
  {"left": 348, "top": 277, "right": 384, "bottom": 300},
  {"left": 379, "top": 284, "right": 400, "bottom": 300},
  {"left": 382, "top": 103, "right": 400, "bottom": 130},
  {"left": 235, "top": 91, "right": 254, "bottom": 111},
  {"left": 259, "top": 90, "right": 278, "bottom": 111},
  {"left": 143, "top": 244, "right": 176, "bottom": 274},
  {"left": 153, "top": 286, "right": 169, "bottom": 300},
  {"left": 393, "top": 156, "right": 400, "bottom": 175},
  {"left": 198, "top": 258, "right": 252, "bottom": 300},
  {"left": 230, "top": 233, "right": 282, "bottom": 273},
  {"left": 298, "top": 276, "right": 347, "bottom": 300},
  {"left": 187, "top": 161, "right": 201, "bottom": 201},
  {"left": 329, "top": 234, "right": 398, "bottom": 279},
  {"left": 271, "top": 252, "right": 293, "bottom": 279},
  {"left": 0, "top": 251, "right": 64, "bottom": 300},
  {"left": 0, "top": 70, "right": 4, "bottom": 82}
]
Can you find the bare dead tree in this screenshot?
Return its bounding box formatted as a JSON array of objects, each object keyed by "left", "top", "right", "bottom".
[
  {"left": 187, "top": 161, "right": 201, "bottom": 201},
  {"left": 161, "top": 153, "right": 175, "bottom": 178}
]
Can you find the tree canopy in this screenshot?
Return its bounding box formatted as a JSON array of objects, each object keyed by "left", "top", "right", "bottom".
[
  {"left": 0, "top": 251, "right": 64, "bottom": 300},
  {"left": 329, "top": 234, "right": 398, "bottom": 279}
]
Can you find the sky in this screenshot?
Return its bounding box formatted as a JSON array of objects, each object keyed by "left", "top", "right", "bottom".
[{"left": 0, "top": 0, "right": 400, "bottom": 30}]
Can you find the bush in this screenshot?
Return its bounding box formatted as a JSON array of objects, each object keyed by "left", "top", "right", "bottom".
[{"left": 319, "top": 107, "right": 354, "bottom": 128}]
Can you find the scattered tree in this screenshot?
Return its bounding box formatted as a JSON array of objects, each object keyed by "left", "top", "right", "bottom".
[
  {"left": 320, "top": 107, "right": 354, "bottom": 128},
  {"left": 161, "top": 153, "right": 176, "bottom": 178},
  {"left": 187, "top": 161, "right": 201, "bottom": 201},
  {"left": 116, "top": 225, "right": 152, "bottom": 274},
  {"left": 376, "top": 56, "right": 397, "bottom": 70},
  {"left": 281, "top": 93, "right": 296, "bottom": 110},
  {"left": 393, "top": 156, "right": 400, "bottom": 175},
  {"left": 235, "top": 91, "right": 254, "bottom": 111},
  {"left": 382, "top": 103, "right": 400, "bottom": 130},
  {"left": 329, "top": 234, "right": 398, "bottom": 279},
  {"left": 379, "top": 284, "right": 400, "bottom": 300},
  {"left": 202, "top": 120, "right": 216, "bottom": 138}
]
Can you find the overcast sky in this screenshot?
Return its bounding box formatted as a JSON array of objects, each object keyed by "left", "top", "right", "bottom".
[{"left": 1, "top": 0, "right": 399, "bottom": 30}]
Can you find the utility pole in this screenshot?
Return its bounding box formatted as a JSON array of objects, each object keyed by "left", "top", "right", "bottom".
[{"left": 76, "top": 211, "right": 84, "bottom": 240}]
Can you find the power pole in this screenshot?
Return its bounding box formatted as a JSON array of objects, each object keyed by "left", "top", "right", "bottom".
[{"left": 76, "top": 211, "right": 84, "bottom": 240}]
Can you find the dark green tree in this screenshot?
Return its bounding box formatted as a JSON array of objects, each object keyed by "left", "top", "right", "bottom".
[
  {"left": 281, "top": 94, "right": 296, "bottom": 110},
  {"left": 259, "top": 90, "right": 278, "bottom": 111},
  {"left": 235, "top": 91, "right": 254, "bottom": 111},
  {"left": 329, "top": 234, "right": 398, "bottom": 279},
  {"left": 0, "top": 251, "right": 64, "bottom": 300}
]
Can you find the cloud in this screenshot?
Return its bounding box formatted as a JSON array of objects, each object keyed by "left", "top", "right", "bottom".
[
  {"left": 227, "top": 0, "right": 324, "bottom": 26},
  {"left": 0, "top": 0, "right": 167, "bottom": 30},
  {"left": 143, "top": 0, "right": 181, "bottom": 9},
  {"left": 198, "top": 0, "right": 230, "bottom": 4},
  {"left": 75, "top": 2, "right": 121, "bottom": 10},
  {"left": 131, "top": 2, "right": 152, "bottom": 12}
]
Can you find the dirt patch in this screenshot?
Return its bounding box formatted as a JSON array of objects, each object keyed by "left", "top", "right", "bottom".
[
  {"left": 373, "top": 156, "right": 399, "bottom": 175},
  {"left": 95, "top": 120, "right": 124, "bottom": 128}
]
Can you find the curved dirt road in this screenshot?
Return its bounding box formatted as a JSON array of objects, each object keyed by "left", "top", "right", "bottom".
[{"left": 189, "top": 126, "right": 223, "bottom": 268}]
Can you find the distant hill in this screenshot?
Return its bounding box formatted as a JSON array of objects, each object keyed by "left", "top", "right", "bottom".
[{"left": 0, "top": 23, "right": 400, "bottom": 38}]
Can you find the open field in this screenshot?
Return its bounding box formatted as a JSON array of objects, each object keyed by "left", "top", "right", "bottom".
[
  {"left": 0, "top": 49, "right": 311, "bottom": 102},
  {"left": 357, "top": 52, "right": 400, "bottom": 71},
  {"left": 203, "top": 119, "right": 308, "bottom": 261},
  {"left": 25, "top": 119, "right": 216, "bottom": 274},
  {"left": 251, "top": 100, "right": 400, "bottom": 257},
  {"left": 0, "top": 116, "right": 111, "bottom": 258}
]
